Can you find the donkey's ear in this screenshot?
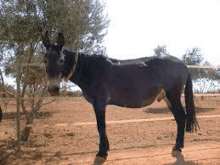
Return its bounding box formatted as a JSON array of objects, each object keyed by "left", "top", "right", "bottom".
[
  {"left": 57, "top": 33, "right": 65, "bottom": 49},
  {"left": 42, "top": 31, "right": 50, "bottom": 49}
]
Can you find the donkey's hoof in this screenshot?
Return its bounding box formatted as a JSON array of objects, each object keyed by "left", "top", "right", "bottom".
[
  {"left": 93, "top": 156, "right": 107, "bottom": 165},
  {"left": 172, "top": 148, "right": 182, "bottom": 157}
]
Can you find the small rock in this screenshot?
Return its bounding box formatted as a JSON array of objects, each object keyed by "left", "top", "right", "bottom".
[
  {"left": 157, "top": 136, "right": 162, "bottom": 139},
  {"left": 53, "top": 157, "right": 60, "bottom": 161},
  {"left": 43, "top": 133, "right": 52, "bottom": 138},
  {"left": 66, "top": 132, "right": 74, "bottom": 136},
  {"left": 0, "top": 142, "right": 5, "bottom": 147}
]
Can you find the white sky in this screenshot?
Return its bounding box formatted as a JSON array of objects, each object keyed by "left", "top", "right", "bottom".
[
  {"left": 105, "top": 0, "right": 220, "bottom": 66},
  {"left": 3, "top": 0, "right": 220, "bottom": 89}
]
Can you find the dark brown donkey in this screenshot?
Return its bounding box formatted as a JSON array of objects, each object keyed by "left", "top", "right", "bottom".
[{"left": 42, "top": 31, "right": 199, "bottom": 160}]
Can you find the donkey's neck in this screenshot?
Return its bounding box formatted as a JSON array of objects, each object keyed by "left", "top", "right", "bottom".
[{"left": 67, "top": 52, "right": 83, "bottom": 87}]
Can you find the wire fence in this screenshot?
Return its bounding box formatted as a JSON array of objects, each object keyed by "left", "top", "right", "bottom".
[{"left": 188, "top": 65, "right": 220, "bottom": 69}]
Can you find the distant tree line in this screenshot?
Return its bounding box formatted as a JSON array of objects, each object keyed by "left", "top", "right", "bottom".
[{"left": 154, "top": 45, "right": 220, "bottom": 81}]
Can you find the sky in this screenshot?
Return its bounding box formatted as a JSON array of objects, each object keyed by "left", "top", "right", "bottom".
[
  {"left": 105, "top": 0, "right": 220, "bottom": 67},
  {"left": 2, "top": 0, "right": 220, "bottom": 90}
]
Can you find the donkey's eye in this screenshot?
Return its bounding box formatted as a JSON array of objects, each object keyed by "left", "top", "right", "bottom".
[{"left": 58, "top": 58, "right": 64, "bottom": 65}]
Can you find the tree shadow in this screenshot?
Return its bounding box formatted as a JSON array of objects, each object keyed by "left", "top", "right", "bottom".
[
  {"left": 4, "top": 150, "right": 61, "bottom": 165},
  {"left": 195, "top": 107, "right": 216, "bottom": 114},
  {"left": 143, "top": 107, "right": 216, "bottom": 114},
  {"left": 0, "top": 138, "right": 62, "bottom": 165},
  {"left": 2, "top": 111, "right": 53, "bottom": 120},
  {"left": 143, "top": 107, "right": 171, "bottom": 114},
  {"left": 164, "top": 153, "right": 202, "bottom": 165}
]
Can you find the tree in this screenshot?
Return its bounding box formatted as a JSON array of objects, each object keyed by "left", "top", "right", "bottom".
[
  {"left": 182, "top": 48, "right": 203, "bottom": 66},
  {"left": 0, "top": 0, "right": 109, "bottom": 141},
  {"left": 0, "top": 0, "right": 109, "bottom": 56},
  {"left": 181, "top": 48, "right": 204, "bottom": 80},
  {"left": 182, "top": 47, "right": 220, "bottom": 80},
  {"left": 202, "top": 61, "right": 220, "bottom": 80},
  {"left": 154, "top": 45, "right": 169, "bottom": 57},
  {"left": 182, "top": 48, "right": 220, "bottom": 94},
  {"left": 43, "top": 0, "right": 109, "bottom": 54}
]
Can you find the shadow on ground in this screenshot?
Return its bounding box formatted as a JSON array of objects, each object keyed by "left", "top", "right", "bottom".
[
  {"left": 0, "top": 138, "right": 62, "bottom": 165},
  {"left": 2, "top": 111, "right": 53, "bottom": 121},
  {"left": 164, "top": 154, "right": 208, "bottom": 165},
  {"left": 143, "top": 107, "right": 216, "bottom": 114}
]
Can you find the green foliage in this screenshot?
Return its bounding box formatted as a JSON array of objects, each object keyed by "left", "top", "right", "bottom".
[
  {"left": 0, "top": 0, "right": 109, "bottom": 57},
  {"left": 182, "top": 47, "right": 220, "bottom": 80},
  {"left": 182, "top": 48, "right": 203, "bottom": 66},
  {"left": 0, "top": 0, "right": 109, "bottom": 75},
  {"left": 181, "top": 48, "right": 203, "bottom": 80},
  {"left": 154, "top": 45, "right": 169, "bottom": 57},
  {"left": 44, "top": 0, "right": 109, "bottom": 54}
]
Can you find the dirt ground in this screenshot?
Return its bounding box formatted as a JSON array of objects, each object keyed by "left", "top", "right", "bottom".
[{"left": 0, "top": 96, "right": 220, "bottom": 165}]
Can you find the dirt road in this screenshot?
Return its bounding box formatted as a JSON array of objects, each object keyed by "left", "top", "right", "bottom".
[
  {"left": 60, "top": 142, "right": 220, "bottom": 165},
  {"left": 56, "top": 114, "right": 220, "bottom": 165},
  {"left": 1, "top": 96, "right": 220, "bottom": 165}
]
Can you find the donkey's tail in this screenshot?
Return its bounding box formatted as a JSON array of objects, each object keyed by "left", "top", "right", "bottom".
[{"left": 185, "top": 74, "right": 199, "bottom": 132}]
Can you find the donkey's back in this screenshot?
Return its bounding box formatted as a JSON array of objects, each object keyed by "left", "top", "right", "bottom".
[{"left": 104, "top": 55, "right": 188, "bottom": 108}]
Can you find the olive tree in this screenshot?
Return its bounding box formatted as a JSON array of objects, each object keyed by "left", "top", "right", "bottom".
[
  {"left": 154, "top": 45, "right": 169, "bottom": 57},
  {"left": 0, "top": 0, "right": 109, "bottom": 141}
]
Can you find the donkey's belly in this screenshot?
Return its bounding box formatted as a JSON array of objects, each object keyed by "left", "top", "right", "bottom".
[
  {"left": 108, "top": 93, "right": 158, "bottom": 108},
  {"left": 107, "top": 88, "right": 165, "bottom": 108},
  {"left": 108, "top": 97, "right": 156, "bottom": 108}
]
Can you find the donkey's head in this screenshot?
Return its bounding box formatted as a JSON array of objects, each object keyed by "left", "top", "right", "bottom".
[{"left": 42, "top": 31, "right": 65, "bottom": 96}]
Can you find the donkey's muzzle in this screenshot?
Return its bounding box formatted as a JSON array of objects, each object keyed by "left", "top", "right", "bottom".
[
  {"left": 48, "top": 86, "right": 60, "bottom": 96},
  {"left": 48, "top": 78, "right": 61, "bottom": 96}
]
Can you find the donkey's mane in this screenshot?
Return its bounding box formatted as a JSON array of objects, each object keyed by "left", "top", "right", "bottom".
[{"left": 63, "top": 49, "right": 112, "bottom": 85}]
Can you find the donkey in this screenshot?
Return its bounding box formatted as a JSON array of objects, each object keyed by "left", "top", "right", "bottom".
[{"left": 42, "top": 31, "right": 199, "bottom": 160}]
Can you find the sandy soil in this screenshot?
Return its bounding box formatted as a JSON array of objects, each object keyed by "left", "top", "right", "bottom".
[{"left": 0, "top": 96, "right": 220, "bottom": 165}]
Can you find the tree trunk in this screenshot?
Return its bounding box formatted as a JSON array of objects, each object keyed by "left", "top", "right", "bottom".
[
  {"left": 21, "top": 119, "right": 33, "bottom": 141},
  {"left": 21, "top": 98, "right": 42, "bottom": 141},
  {"left": 21, "top": 107, "right": 36, "bottom": 141},
  {"left": 0, "top": 69, "right": 5, "bottom": 86}
]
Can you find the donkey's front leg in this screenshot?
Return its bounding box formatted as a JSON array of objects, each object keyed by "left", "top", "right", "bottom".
[{"left": 93, "top": 99, "right": 109, "bottom": 158}]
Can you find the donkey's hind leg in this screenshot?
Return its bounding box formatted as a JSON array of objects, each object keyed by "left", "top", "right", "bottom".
[{"left": 166, "top": 92, "right": 186, "bottom": 155}]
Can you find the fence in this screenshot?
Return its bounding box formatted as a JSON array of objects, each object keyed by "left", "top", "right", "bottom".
[
  {"left": 187, "top": 65, "right": 220, "bottom": 96},
  {"left": 188, "top": 65, "right": 220, "bottom": 69},
  {"left": 0, "top": 63, "right": 220, "bottom": 151}
]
